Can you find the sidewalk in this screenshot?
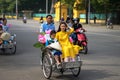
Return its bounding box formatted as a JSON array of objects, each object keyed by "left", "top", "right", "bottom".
[
  {"left": 83, "top": 23, "right": 120, "bottom": 29},
  {"left": 82, "top": 23, "right": 120, "bottom": 32},
  {"left": 8, "top": 19, "right": 120, "bottom": 32}
]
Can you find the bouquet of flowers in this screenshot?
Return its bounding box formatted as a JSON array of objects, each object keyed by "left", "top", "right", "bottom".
[{"left": 33, "top": 30, "right": 51, "bottom": 48}]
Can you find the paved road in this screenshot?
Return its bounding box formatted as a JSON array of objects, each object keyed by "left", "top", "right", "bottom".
[{"left": 0, "top": 20, "right": 120, "bottom": 80}]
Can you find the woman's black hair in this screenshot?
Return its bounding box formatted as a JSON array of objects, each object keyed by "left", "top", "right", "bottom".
[
  {"left": 57, "top": 21, "right": 68, "bottom": 32},
  {"left": 50, "top": 30, "right": 56, "bottom": 36}
]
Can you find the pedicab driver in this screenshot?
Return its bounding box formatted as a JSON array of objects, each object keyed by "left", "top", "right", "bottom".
[{"left": 40, "top": 15, "right": 55, "bottom": 33}]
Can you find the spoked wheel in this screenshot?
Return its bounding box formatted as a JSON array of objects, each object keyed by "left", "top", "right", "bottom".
[
  {"left": 0, "top": 48, "right": 5, "bottom": 54},
  {"left": 9, "top": 45, "right": 16, "bottom": 54},
  {"left": 110, "top": 25, "right": 113, "bottom": 29},
  {"left": 42, "top": 54, "right": 52, "bottom": 79},
  {"left": 70, "top": 67, "right": 81, "bottom": 77}
]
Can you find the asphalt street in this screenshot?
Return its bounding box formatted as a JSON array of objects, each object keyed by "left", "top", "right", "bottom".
[{"left": 0, "top": 19, "right": 120, "bottom": 80}]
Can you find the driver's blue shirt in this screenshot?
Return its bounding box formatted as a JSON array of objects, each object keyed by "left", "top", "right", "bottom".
[{"left": 40, "top": 22, "right": 55, "bottom": 32}]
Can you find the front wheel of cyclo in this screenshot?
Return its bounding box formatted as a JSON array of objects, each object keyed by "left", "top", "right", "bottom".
[
  {"left": 70, "top": 66, "right": 81, "bottom": 77},
  {"left": 42, "top": 54, "right": 52, "bottom": 79},
  {"left": 10, "top": 45, "right": 16, "bottom": 54}
]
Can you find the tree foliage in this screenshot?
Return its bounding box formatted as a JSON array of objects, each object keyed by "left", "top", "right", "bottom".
[
  {"left": 0, "top": 0, "right": 16, "bottom": 13},
  {"left": 0, "top": 0, "right": 119, "bottom": 14}
]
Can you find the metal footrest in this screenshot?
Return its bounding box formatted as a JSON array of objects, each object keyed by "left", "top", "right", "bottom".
[
  {"left": 62, "top": 61, "right": 82, "bottom": 69},
  {"left": 0, "top": 43, "right": 14, "bottom": 48}
]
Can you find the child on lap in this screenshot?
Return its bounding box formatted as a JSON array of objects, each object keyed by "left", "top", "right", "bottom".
[{"left": 46, "top": 30, "right": 62, "bottom": 67}]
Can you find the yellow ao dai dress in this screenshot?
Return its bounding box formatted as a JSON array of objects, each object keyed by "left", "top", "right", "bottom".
[{"left": 55, "top": 28, "right": 82, "bottom": 59}]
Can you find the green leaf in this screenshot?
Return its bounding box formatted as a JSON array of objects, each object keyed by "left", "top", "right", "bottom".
[{"left": 33, "top": 42, "right": 45, "bottom": 48}]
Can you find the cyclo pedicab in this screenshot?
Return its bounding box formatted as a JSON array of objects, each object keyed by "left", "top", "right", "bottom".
[
  {"left": 0, "top": 32, "right": 16, "bottom": 54},
  {"left": 36, "top": 32, "right": 82, "bottom": 79}
]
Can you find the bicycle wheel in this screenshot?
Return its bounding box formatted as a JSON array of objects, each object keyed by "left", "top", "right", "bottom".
[
  {"left": 42, "top": 54, "right": 52, "bottom": 79},
  {"left": 71, "top": 67, "right": 81, "bottom": 77},
  {"left": 110, "top": 25, "right": 113, "bottom": 29},
  {"left": 10, "top": 45, "right": 16, "bottom": 54}
]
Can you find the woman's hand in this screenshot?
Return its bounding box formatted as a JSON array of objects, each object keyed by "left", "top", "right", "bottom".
[{"left": 46, "top": 46, "right": 52, "bottom": 49}]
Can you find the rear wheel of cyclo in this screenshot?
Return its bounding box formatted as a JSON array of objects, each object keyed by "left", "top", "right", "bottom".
[
  {"left": 42, "top": 54, "right": 52, "bottom": 79},
  {"left": 71, "top": 67, "right": 81, "bottom": 77}
]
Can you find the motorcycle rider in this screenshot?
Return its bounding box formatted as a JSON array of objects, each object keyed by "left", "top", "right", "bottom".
[
  {"left": 70, "top": 18, "right": 87, "bottom": 44},
  {"left": 107, "top": 16, "right": 113, "bottom": 29},
  {"left": 23, "top": 15, "right": 27, "bottom": 23}
]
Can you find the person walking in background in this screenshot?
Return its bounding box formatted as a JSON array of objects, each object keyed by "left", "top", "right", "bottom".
[
  {"left": 39, "top": 16, "right": 44, "bottom": 23},
  {"left": 94, "top": 15, "right": 97, "bottom": 24}
]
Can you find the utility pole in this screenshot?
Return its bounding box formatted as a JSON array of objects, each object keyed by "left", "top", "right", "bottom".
[
  {"left": 85, "top": 0, "right": 90, "bottom": 24},
  {"left": 16, "top": 0, "right": 18, "bottom": 19},
  {"left": 46, "top": 0, "right": 48, "bottom": 15},
  {"left": 59, "top": 0, "right": 61, "bottom": 21},
  {"left": 88, "top": 0, "right": 90, "bottom": 24}
]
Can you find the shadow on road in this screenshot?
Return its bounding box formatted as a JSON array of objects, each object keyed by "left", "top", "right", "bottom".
[{"left": 47, "top": 69, "right": 119, "bottom": 80}]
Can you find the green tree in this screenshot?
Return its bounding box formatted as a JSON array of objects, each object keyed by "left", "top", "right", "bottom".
[{"left": 0, "top": 0, "right": 16, "bottom": 15}]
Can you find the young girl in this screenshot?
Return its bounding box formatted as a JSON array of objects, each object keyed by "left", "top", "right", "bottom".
[
  {"left": 56, "top": 22, "right": 82, "bottom": 62},
  {"left": 46, "top": 30, "right": 62, "bottom": 68}
]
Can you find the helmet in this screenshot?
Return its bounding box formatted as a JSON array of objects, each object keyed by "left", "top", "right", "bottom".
[
  {"left": 73, "top": 23, "right": 82, "bottom": 30},
  {"left": 73, "top": 18, "right": 80, "bottom": 23}
]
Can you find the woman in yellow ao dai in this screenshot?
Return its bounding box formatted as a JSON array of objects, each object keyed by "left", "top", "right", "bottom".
[{"left": 55, "top": 22, "right": 82, "bottom": 62}]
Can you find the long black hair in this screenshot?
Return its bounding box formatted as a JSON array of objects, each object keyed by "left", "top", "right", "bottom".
[{"left": 57, "top": 21, "right": 68, "bottom": 32}]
